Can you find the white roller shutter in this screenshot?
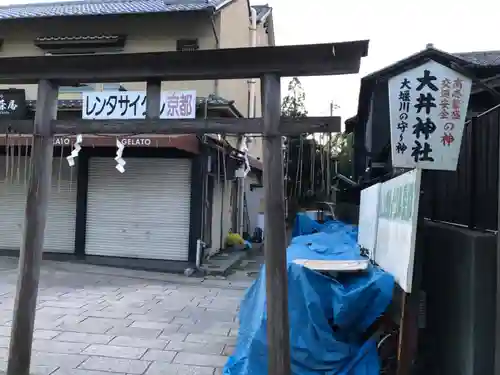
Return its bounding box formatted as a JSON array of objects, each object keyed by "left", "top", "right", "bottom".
[
  {"left": 0, "top": 155, "right": 77, "bottom": 253},
  {"left": 46, "top": 155, "right": 78, "bottom": 253},
  {"left": 86, "top": 157, "right": 192, "bottom": 261}
]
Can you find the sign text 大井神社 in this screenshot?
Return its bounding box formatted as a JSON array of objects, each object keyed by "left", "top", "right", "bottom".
[{"left": 388, "top": 60, "right": 472, "bottom": 171}]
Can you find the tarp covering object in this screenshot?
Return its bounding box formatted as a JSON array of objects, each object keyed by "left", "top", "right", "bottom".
[
  {"left": 223, "top": 213, "right": 394, "bottom": 375},
  {"left": 292, "top": 211, "right": 326, "bottom": 237}
]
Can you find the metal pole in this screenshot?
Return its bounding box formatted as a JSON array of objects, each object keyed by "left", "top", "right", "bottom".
[
  {"left": 238, "top": 174, "right": 245, "bottom": 235},
  {"left": 327, "top": 101, "right": 334, "bottom": 200}
]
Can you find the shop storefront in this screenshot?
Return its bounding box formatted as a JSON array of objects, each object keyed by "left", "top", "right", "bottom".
[{"left": 85, "top": 157, "right": 192, "bottom": 261}]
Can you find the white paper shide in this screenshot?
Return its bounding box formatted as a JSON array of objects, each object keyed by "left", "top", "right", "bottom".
[
  {"left": 388, "top": 60, "right": 472, "bottom": 171},
  {"left": 66, "top": 134, "right": 83, "bottom": 167},
  {"left": 82, "top": 90, "right": 197, "bottom": 120},
  {"left": 374, "top": 169, "right": 421, "bottom": 292},
  {"left": 115, "top": 139, "right": 126, "bottom": 173}
]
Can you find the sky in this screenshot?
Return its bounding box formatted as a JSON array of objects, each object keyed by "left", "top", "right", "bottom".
[{"left": 1, "top": 0, "right": 499, "bottom": 124}]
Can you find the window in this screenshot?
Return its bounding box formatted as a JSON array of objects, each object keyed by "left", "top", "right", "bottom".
[{"left": 35, "top": 35, "right": 127, "bottom": 55}]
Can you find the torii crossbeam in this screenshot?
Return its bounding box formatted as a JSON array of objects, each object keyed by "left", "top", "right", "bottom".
[{"left": 0, "top": 41, "right": 369, "bottom": 375}]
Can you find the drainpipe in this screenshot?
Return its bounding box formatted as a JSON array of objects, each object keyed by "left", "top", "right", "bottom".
[
  {"left": 248, "top": 7, "right": 257, "bottom": 119},
  {"left": 196, "top": 239, "right": 206, "bottom": 269},
  {"left": 211, "top": 15, "right": 220, "bottom": 96},
  {"left": 237, "top": 7, "right": 258, "bottom": 236}
]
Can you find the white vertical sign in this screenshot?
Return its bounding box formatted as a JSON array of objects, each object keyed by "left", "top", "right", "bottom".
[
  {"left": 375, "top": 169, "right": 421, "bottom": 293},
  {"left": 357, "top": 182, "right": 381, "bottom": 260},
  {"left": 388, "top": 60, "right": 472, "bottom": 171}
]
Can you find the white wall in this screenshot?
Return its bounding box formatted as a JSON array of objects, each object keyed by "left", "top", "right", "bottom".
[
  {"left": 245, "top": 172, "right": 263, "bottom": 236},
  {"left": 210, "top": 177, "right": 235, "bottom": 253}
]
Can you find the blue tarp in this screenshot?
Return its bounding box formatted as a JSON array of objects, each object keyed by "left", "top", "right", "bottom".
[
  {"left": 292, "top": 212, "right": 326, "bottom": 237},
  {"left": 223, "top": 213, "right": 395, "bottom": 375}
]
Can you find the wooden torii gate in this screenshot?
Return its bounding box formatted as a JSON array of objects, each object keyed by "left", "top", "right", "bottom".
[{"left": 0, "top": 41, "right": 368, "bottom": 375}]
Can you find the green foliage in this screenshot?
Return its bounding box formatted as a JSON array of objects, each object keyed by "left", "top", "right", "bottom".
[
  {"left": 281, "top": 77, "right": 353, "bottom": 209},
  {"left": 281, "top": 77, "right": 353, "bottom": 207},
  {"left": 281, "top": 77, "right": 308, "bottom": 118},
  {"left": 330, "top": 132, "right": 354, "bottom": 178}
]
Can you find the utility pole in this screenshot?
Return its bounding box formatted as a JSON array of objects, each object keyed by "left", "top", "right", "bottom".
[{"left": 326, "top": 101, "right": 335, "bottom": 201}]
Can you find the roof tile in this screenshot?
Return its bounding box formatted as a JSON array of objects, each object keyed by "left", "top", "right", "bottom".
[
  {"left": 454, "top": 50, "right": 500, "bottom": 67},
  {"left": 0, "top": 0, "right": 229, "bottom": 20}
]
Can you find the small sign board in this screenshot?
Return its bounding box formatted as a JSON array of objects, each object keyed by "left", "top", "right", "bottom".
[
  {"left": 375, "top": 169, "right": 422, "bottom": 292},
  {"left": 294, "top": 259, "right": 369, "bottom": 272},
  {"left": 82, "top": 90, "right": 197, "bottom": 120},
  {"left": 357, "top": 182, "right": 382, "bottom": 260},
  {"left": 0, "top": 89, "right": 26, "bottom": 119},
  {"left": 388, "top": 60, "right": 472, "bottom": 171}
]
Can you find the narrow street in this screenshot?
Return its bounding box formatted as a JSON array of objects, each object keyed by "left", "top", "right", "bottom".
[{"left": 0, "top": 257, "right": 256, "bottom": 375}]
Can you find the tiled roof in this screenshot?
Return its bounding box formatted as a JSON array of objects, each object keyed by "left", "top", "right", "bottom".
[
  {"left": 0, "top": 0, "right": 232, "bottom": 20},
  {"left": 36, "top": 35, "right": 122, "bottom": 42},
  {"left": 196, "top": 95, "right": 232, "bottom": 107},
  {"left": 454, "top": 50, "right": 500, "bottom": 67},
  {"left": 251, "top": 4, "right": 271, "bottom": 22}
]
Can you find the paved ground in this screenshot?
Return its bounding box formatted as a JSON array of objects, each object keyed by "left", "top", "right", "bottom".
[{"left": 0, "top": 257, "right": 258, "bottom": 375}]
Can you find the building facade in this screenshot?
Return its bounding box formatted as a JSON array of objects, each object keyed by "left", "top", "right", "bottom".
[{"left": 0, "top": 0, "right": 273, "bottom": 271}]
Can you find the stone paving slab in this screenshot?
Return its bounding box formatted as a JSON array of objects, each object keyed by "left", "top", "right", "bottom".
[{"left": 0, "top": 257, "right": 250, "bottom": 375}]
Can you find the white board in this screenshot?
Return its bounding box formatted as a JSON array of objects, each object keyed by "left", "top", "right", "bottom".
[
  {"left": 357, "top": 182, "right": 382, "bottom": 260},
  {"left": 375, "top": 169, "right": 422, "bottom": 292},
  {"left": 82, "top": 90, "right": 197, "bottom": 120},
  {"left": 388, "top": 60, "right": 472, "bottom": 171},
  {"left": 294, "top": 259, "right": 369, "bottom": 272}
]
